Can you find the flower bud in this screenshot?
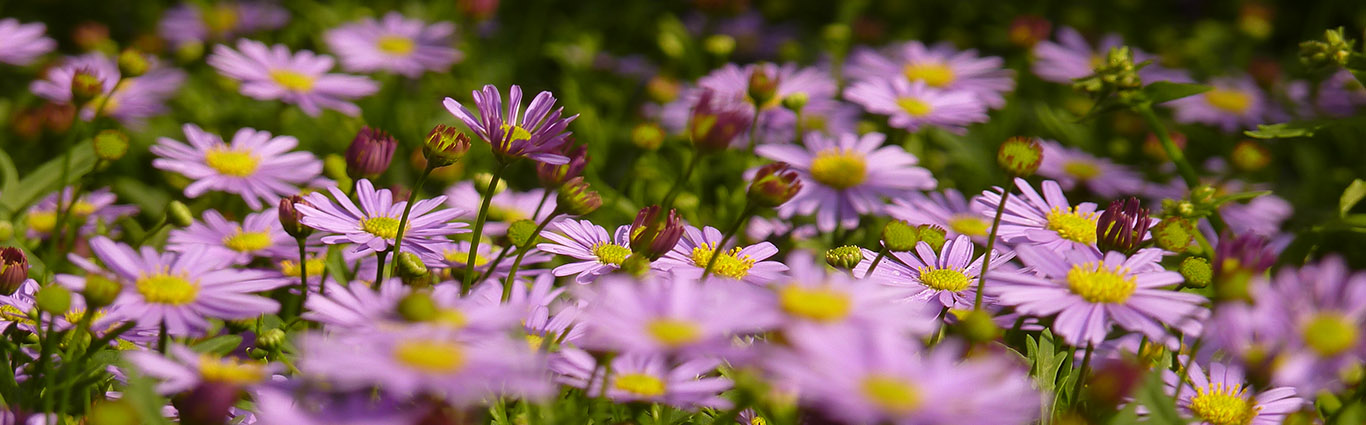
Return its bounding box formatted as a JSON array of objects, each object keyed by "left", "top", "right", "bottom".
[
  {"left": 688, "top": 89, "right": 752, "bottom": 154},
  {"left": 997, "top": 136, "right": 1043, "bottom": 177},
  {"left": 117, "top": 48, "right": 151, "bottom": 78},
  {"left": 0, "top": 247, "right": 29, "bottom": 296},
  {"left": 956, "top": 309, "right": 1001, "bottom": 343},
  {"left": 1230, "top": 140, "right": 1271, "bottom": 172},
  {"left": 472, "top": 172, "right": 507, "bottom": 196},
  {"left": 916, "top": 225, "right": 947, "bottom": 252},
  {"left": 422, "top": 125, "right": 471, "bottom": 168},
  {"left": 167, "top": 200, "right": 194, "bottom": 228},
  {"left": 880, "top": 220, "right": 920, "bottom": 252},
  {"left": 70, "top": 68, "right": 105, "bottom": 106},
  {"left": 172, "top": 381, "right": 242, "bottom": 425},
  {"left": 92, "top": 130, "right": 129, "bottom": 162},
  {"left": 278, "top": 195, "right": 313, "bottom": 239},
  {"left": 0, "top": 221, "right": 12, "bottom": 242},
  {"left": 703, "top": 34, "right": 736, "bottom": 57},
  {"left": 747, "top": 162, "right": 801, "bottom": 208},
  {"left": 646, "top": 76, "right": 680, "bottom": 104},
  {"left": 396, "top": 252, "right": 429, "bottom": 284},
  {"left": 397, "top": 291, "right": 438, "bottom": 322},
  {"left": 506, "top": 219, "right": 540, "bottom": 249},
  {"left": 257, "top": 328, "right": 286, "bottom": 351},
  {"left": 747, "top": 67, "right": 780, "bottom": 109},
  {"left": 1212, "top": 232, "right": 1275, "bottom": 303},
  {"left": 1151, "top": 217, "right": 1195, "bottom": 253},
  {"left": 87, "top": 399, "right": 142, "bottom": 425},
  {"left": 1179, "top": 257, "right": 1212, "bottom": 288},
  {"left": 629, "top": 206, "right": 684, "bottom": 261},
  {"left": 36, "top": 284, "right": 72, "bottom": 315},
  {"left": 1007, "top": 15, "right": 1051, "bottom": 48},
  {"left": 1096, "top": 197, "right": 1151, "bottom": 255},
  {"left": 345, "top": 127, "right": 397, "bottom": 179},
  {"left": 556, "top": 177, "right": 602, "bottom": 216},
  {"left": 781, "top": 92, "right": 809, "bottom": 113},
  {"left": 631, "top": 123, "right": 665, "bottom": 151},
  {"left": 536, "top": 142, "right": 588, "bottom": 188},
  {"left": 824, "top": 245, "right": 863, "bottom": 270},
  {"left": 82, "top": 274, "right": 122, "bottom": 310}
]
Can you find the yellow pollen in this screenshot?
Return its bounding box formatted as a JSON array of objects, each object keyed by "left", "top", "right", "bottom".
[
  {"left": 279, "top": 257, "right": 325, "bottom": 277},
  {"left": 525, "top": 333, "right": 546, "bottom": 351},
  {"left": 376, "top": 35, "right": 416, "bottom": 55},
  {"left": 614, "top": 372, "right": 667, "bottom": 397},
  {"left": 778, "top": 284, "right": 852, "bottom": 322},
  {"left": 751, "top": 417, "right": 768, "bottom": 425},
  {"left": 204, "top": 148, "right": 259, "bottom": 177},
  {"left": 1302, "top": 313, "right": 1358, "bottom": 357},
  {"left": 0, "top": 305, "right": 33, "bottom": 326},
  {"left": 902, "top": 62, "right": 956, "bottom": 87},
  {"left": 808, "top": 148, "right": 868, "bottom": 190},
  {"left": 948, "top": 214, "right": 989, "bottom": 237},
  {"left": 1188, "top": 383, "right": 1258, "bottom": 425},
  {"left": 861, "top": 375, "right": 922, "bottom": 414},
  {"left": 198, "top": 354, "right": 267, "bottom": 385},
  {"left": 434, "top": 308, "right": 468, "bottom": 329},
  {"left": 1045, "top": 207, "right": 1099, "bottom": 244},
  {"left": 918, "top": 267, "right": 971, "bottom": 292},
  {"left": 26, "top": 211, "right": 57, "bottom": 234},
  {"left": 1065, "top": 262, "right": 1137, "bottom": 304},
  {"left": 689, "top": 244, "right": 756, "bottom": 280},
  {"left": 591, "top": 242, "right": 632, "bottom": 266},
  {"left": 135, "top": 272, "right": 200, "bottom": 306},
  {"left": 222, "top": 229, "right": 272, "bottom": 252},
  {"left": 269, "top": 69, "right": 316, "bottom": 92},
  {"left": 498, "top": 123, "right": 533, "bottom": 142},
  {"left": 645, "top": 318, "right": 702, "bottom": 347},
  {"left": 361, "top": 216, "right": 401, "bottom": 239},
  {"left": 63, "top": 308, "right": 106, "bottom": 326},
  {"left": 1205, "top": 88, "right": 1253, "bottom": 114},
  {"left": 896, "top": 97, "right": 934, "bottom": 117},
  {"left": 1062, "top": 160, "right": 1101, "bottom": 180},
  {"left": 393, "top": 339, "right": 467, "bottom": 373},
  {"left": 444, "top": 250, "right": 491, "bottom": 267}
]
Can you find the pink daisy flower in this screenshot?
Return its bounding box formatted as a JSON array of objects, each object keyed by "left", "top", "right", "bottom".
[
  {"left": 208, "top": 39, "right": 380, "bottom": 116},
  {"left": 324, "top": 12, "right": 461, "bottom": 78},
  {"left": 152, "top": 124, "right": 323, "bottom": 210}
]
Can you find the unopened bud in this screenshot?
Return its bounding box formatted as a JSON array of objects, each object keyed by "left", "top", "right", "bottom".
[
  {"left": 997, "top": 137, "right": 1043, "bottom": 177},
  {"left": 1179, "top": 257, "right": 1212, "bottom": 288},
  {"left": 1007, "top": 15, "right": 1052, "bottom": 48},
  {"left": 781, "top": 93, "right": 809, "bottom": 112},
  {"left": 556, "top": 177, "right": 602, "bottom": 216},
  {"left": 422, "top": 125, "right": 471, "bottom": 168},
  {"left": 747, "top": 67, "right": 780, "bottom": 109},
  {"left": 257, "top": 329, "right": 286, "bottom": 351},
  {"left": 117, "top": 48, "right": 151, "bottom": 78},
  {"left": 1097, "top": 197, "right": 1151, "bottom": 255},
  {"left": 631, "top": 123, "right": 665, "bottom": 151},
  {"left": 36, "top": 284, "right": 72, "bottom": 315},
  {"left": 747, "top": 162, "right": 802, "bottom": 208},
  {"left": 629, "top": 206, "right": 684, "bottom": 261},
  {"left": 957, "top": 309, "right": 1001, "bottom": 343},
  {"left": 0, "top": 221, "right": 12, "bottom": 242},
  {"left": 0, "top": 247, "right": 29, "bottom": 296},
  {"left": 1230, "top": 140, "right": 1271, "bottom": 172},
  {"left": 278, "top": 196, "right": 313, "bottom": 239},
  {"left": 507, "top": 219, "right": 540, "bottom": 249},
  {"left": 1152, "top": 217, "right": 1195, "bottom": 253},
  {"left": 167, "top": 201, "right": 194, "bottom": 228},
  {"left": 620, "top": 254, "right": 652, "bottom": 278},
  {"left": 397, "top": 291, "right": 438, "bottom": 322},
  {"left": 916, "top": 225, "right": 948, "bottom": 252},
  {"left": 345, "top": 127, "right": 397, "bottom": 179},
  {"left": 396, "top": 252, "right": 428, "bottom": 284},
  {"left": 825, "top": 245, "right": 862, "bottom": 270},
  {"left": 82, "top": 274, "right": 122, "bottom": 309},
  {"left": 92, "top": 130, "right": 129, "bottom": 162},
  {"left": 472, "top": 172, "right": 507, "bottom": 196},
  {"left": 70, "top": 68, "right": 105, "bottom": 106},
  {"left": 881, "top": 220, "right": 920, "bottom": 252},
  {"left": 703, "top": 34, "right": 736, "bottom": 57}
]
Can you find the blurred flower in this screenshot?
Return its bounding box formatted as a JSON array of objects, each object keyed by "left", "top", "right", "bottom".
[
  {"left": 445, "top": 181, "right": 555, "bottom": 237},
  {"left": 127, "top": 344, "right": 278, "bottom": 394},
  {"left": 159, "top": 2, "right": 289, "bottom": 47},
  {"left": 324, "top": 12, "right": 461, "bottom": 78},
  {"left": 844, "top": 78, "right": 989, "bottom": 134},
  {"left": 1166, "top": 359, "right": 1303, "bottom": 425},
  {"left": 249, "top": 387, "right": 417, "bottom": 425},
  {"left": 152, "top": 124, "right": 323, "bottom": 210},
  {"left": 536, "top": 142, "right": 588, "bottom": 188},
  {"left": 656, "top": 225, "right": 786, "bottom": 284},
  {"left": 23, "top": 187, "right": 137, "bottom": 241},
  {"left": 1037, "top": 139, "right": 1144, "bottom": 197},
  {"left": 887, "top": 189, "right": 992, "bottom": 244},
  {"left": 576, "top": 274, "right": 776, "bottom": 356},
  {"left": 975, "top": 178, "right": 1102, "bottom": 253},
  {"left": 344, "top": 127, "right": 396, "bottom": 179},
  {"left": 208, "top": 39, "right": 380, "bottom": 116},
  {"left": 858, "top": 235, "right": 1016, "bottom": 310},
  {"left": 772, "top": 252, "right": 938, "bottom": 335},
  {"left": 168, "top": 209, "right": 293, "bottom": 265},
  {"left": 435, "top": 240, "right": 550, "bottom": 281},
  {"left": 1286, "top": 69, "right": 1366, "bottom": 118},
  {"left": 663, "top": 63, "right": 844, "bottom": 145},
  {"left": 296, "top": 179, "right": 467, "bottom": 259},
  {"left": 847, "top": 40, "right": 1015, "bottom": 109},
  {"left": 537, "top": 219, "right": 633, "bottom": 284},
  {"left": 1031, "top": 26, "right": 1187, "bottom": 84},
  {"left": 443, "top": 84, "right": 578, "bottom": 164},
  {"left": 0, "top": 19, "right": 55, "bottom": 65},
  {"left": 1168, "top": 75, "right": 1274, "bottom": 132},
  {"left": 1255, "top": 256, "right": 1366, "bottom": 394},
  {"left": 757, "top": 132, "right": 935, "bottom": 232},
  {"left": 30, "top": 53, "right": 186, "bottom": 123},
  {"left": 687, "top": 89, "right": 753, "bottom": 152},
  {"left": 1008, "top": 15, "right": 1051, "bottom": 48},
  {"left": 552, "top": 348, "right": 731, "bottom": 409}
]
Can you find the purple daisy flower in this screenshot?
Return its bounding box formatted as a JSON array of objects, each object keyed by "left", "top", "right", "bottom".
[
  {"left": 1031, "top": 26, "right": 1186, "bottom": 84},
  {"left": 575, "top": 274, "right": 778, "bottom": 356},
  {"left": 976, "top": 178, "right": 1102, "bottom": 253},
  {"left": 324, "top": 12, "right": 461, "bottom": 78},
  {"left": 1286, "top": 70, "right": 1366, "bottom": 118},
  {"left": 443, "top": 84, "right": 578, "bottom": 165},
  {"left": 552, "top": 348, "right": 731, "bottom": 409},
  {"left": 296, "top": 179, "right": 468, "bottom": 259},
  {"left": 772, "top": 252, "right": 939, "bottom": 335},
  {"left": 159, "top": 2, "right": 289, "bottom": 47},
  {"left": 1163, "top": 359, "right": 1303, "bottom": 425},
  {"left": 1168, "top": 75, "right": 1273, "bottom": 132},
  {"left": 536, "top": 219, "right": 634, "bottom": 284},
  {"left": 152, "top": 124, "right": 322, "bottom": 210},
  {"left": 126, "top": 344, "right": 279, "bottom": 394},
  {"left": 303, "top": 277, "right": 409, "bottom": 330},
  {"left": 1037, "top": 139, "right": 1145, "bottom": 197},
  {"left": 661, "top": 63, "right": 842, "bottom": 145},
  {"left": 843, "top": 78, "right": 990, "bottom": 134},
  {"left": 0, "top": 279, "right": 39, "bottom": 331},
  {"left": 886, "top": 189, "right": 993, "bottom": 244},
  {"left": 856, "top": 235, "right": 1016, "bottom": 310},
  {"left": 757, "top": 132, "right": 936, "bottom": 232},
  {"left": 23, "top": 187, "right": 137, "bottom": 240},
  {"left": 655, "top": 225, "right": 786, "bottom": 284},
  {"left": 73, "top": 237, "right": 290, "bottom": 336},
  {"left": 249, "top": 388, "right": 418, "bottom": 425},
  {"left": 208, "top": 39, "right": 380, "bottom": 116},
  {"left": 29, "top": 53, "right": 186, "bottom": 123},
  {"left": 0, "top": 19, "right": 55, "bottom": 66},
  {"left": 846, "top": 41, "right": 1015, "bottom": 109},
  {"left": 168, "top": 209, "right": 293, "bottom": 265},
  {"left": 987, "top": 245, "right": 1207, "bottom": 348},
  {"left": 444, "top": 181, "right": 556, "bottom": 237},
  {"left": 1255, "top": 256, "right": 1366, "bottom": 395}
]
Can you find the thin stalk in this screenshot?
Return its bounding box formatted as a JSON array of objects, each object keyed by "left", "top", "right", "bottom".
[
  {"left": 387, "top": 165, "right": 436, "bottom": 280},
  {"left": 136, "top": 218, "right": 169, "bottom": 246},
  {"left": 502, "top": 211, "right": 559, "bottom": 302},
  {"left": 1171, "top": 337, "right": 1204, "bottom": 399},
  {"left": 464, "top": 163, "right": 510, "bottom": 294},
  {"left": 157, "top": 320, "right": 169, "bottom": 354},
  {"left": 47, "top": 78, "right": 125, "bottom": 264},
  {"left": 973, "top": 186, "right": 1011, "bottom": 310},
  {"left": 36, "top": 314, "right": 57, "bottom": 413},
  {"left": 699, "top": 204, "right": 756, "bottom": 280},
  {"left": 660, "top": 151, "right": 703, "bottom": 211},
  {"left": 1071, "top": 343, "right": 1095, "bottom": 403},
  {"left": 293, "top": 237, "right": 309, "bottom": 317},
  {"left": 531, "top": 190, "right": 552, "bottom": 218},
  {"left": 865, "top": 248, "right": 889, "bottom": 276},
  {"left": 745, "top": 111, "right": 762, "bottom": 154},
  {"left": 374, "top": 250, "right": 389, "bottom": 284},
  {"left": 1135, "top": 104, "right": 1227, "bottom": 233}
]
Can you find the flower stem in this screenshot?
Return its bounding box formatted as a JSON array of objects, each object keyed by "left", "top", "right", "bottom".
[
  {"left": 699, "top": 204, "right": 756, "bottom": 280},
  {"left": 1135, "top": 104, "right": 1227, "bottom": 233},
  {"left": 464, "top": 163, "right": 510, "bottom": 294},
  {"left": 865, "top": 248, "right": 889, "bottom": 276},
  {"left": 973, "top": 185, "right": 1011, "bottom": 310},
  {"left": 374, "top": 250, "right": 389, "bottom": 284},
  {"left": 1071, "top": 343, "right": 1095, "bottom": 402},
  {"left": 502, "top": 211, "right": 559, "bottom": 303},
  {"left": 157, "top": 320, "right": 169, "bottom": 354},
  {"left": 292, "top": 237, "right": 309, "bottom": 318},
  {"left": 660, "top": 151, "right": 702, "bottom": 211},
  {"left": 386, "top": 164, "right": 436, "bottom": 281}
]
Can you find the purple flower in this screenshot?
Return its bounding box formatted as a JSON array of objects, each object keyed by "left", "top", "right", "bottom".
[
  {"left": 23, "top": 187, "right": 137, "bottom": 240},
  {"left": 655, "top": 225, "right": 786, "bottom": 284},
  {"left": 126, "top": 344, "right": 278, "bottom": 394},
  {"left": 1031, "top": 26, "right": 1186, "bottom": 84},
  {"left": 1037, "top": 139, "right": 1145, "bottom": 197},
  {"left": 536, "top": 219, "right": 633, "bottom": 283},
  {"left": 324, "top": 12, "right": 462, "bottom": 78},
  {"left": 29, "top": 53, "right": 185, "bottom": 123},
  {"left": 249, "top": 387, "right": 418, "bottom": 425},
  {"left": 857, "top": 235, "right": 1016, "bottom": 310},
  {"left": 772, "top": 252, "right": 939, "bottom": 335},
  {"left": 443, "top": 84, "right": 578, "bottom": 165},
  {"left": 1168, "top": 75, "right": 1273, "bottom": 132},
  {"left": 1164, "top": 359, "right": 1304, "bottom": 425},
  {"left": 159, "top": 2, "right": 289, "bottom": 47},
  {"left": 575, "top": 274, "right": 777, "bottom": 356},
  {"left": 152, "top": 124, "right": 323, "bottom": 210},
  {"left": 661, "top": 63, "right": 845, "bottom": 145},
  {"left": 208, "top": 39, "right": 380, "bottom": 116},
  {"left": 847, "top": 41, "right": 1015, "bottom": 109},
  {"left": 0, "top": 19, "right": 55, "bottom": 65},
  {"left": 886, "top": 189, "right": 992, "bottom": 244},
  {"left": 987, "top": 245, "right": 1207, "bottom": 348},
  {"left": 757, "top": 132, "right": 936, "bottom": 232},
  {"left": 976, "top": 178, "right": 1102, "bottom": 253},
  {"left": 1254, "top": 256, "right": 1366, "bottom": 395},
  {"left": 444, "top": 181, "right": 556, "bottom": 237},
  {"left": 552, "top": 348, "right": 731, "bottom": 409},
  {"left": 843, "top": 78, "right": 990, "bottom": 134},
  {"left": 434, "top": 240, "right": 550, "bottom": 281},
  {"left": 296, "top": 179, "right": 468, "bottom": 259},
  {"left": 168, "top": 209, "right": 293, "bottom": 265},
  {"left": 1287, "top": 70, "right": 1366, "bottom": 117},
  {"left": 0, "top": 279, "right": 38, "bottom": 331}
]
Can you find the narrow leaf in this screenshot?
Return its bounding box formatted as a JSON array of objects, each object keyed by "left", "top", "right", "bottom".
[
  {"left": 1340, "top": 179, "right": 1366, "bottom": 217},
  {"left": 1143, "top": 81, "right": 1212, "bottom": 104}
]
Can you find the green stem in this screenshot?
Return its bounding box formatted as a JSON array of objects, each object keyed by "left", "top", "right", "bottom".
[
  {"left": 388, "top": 165, "right": 436, "bottom": 280},
  {"left": 1135, "top": 104, "right": 1227, "bottom": 233},
  {"left": 1171, "top": 337, "right": 1204, "bottom": 399},
  {"left": 531, "top": 190, "right": 553, "bottom": 218},
  {"left": 374, "top": 249, "right": 389, "bottom": 284},
  {"left": 502, "top": 212, "right": 559, "bottom": 303},
  {"left": 293, "top": 237, "right": 309, "bottom": 318},
  {"left": 973, "top": 185, "right": 1011, "bottom": 310},
  {"left": 464, "top": 163, "right": 510, "bottom": 294},
  {"left": 1071, "top": 343, "right": 1095, "bottom": 403},
  {"left": 865, "top": 248, "right": 889, "bottom": 276},
  {"left": 157, "top": 320, "right": 168, "bottom": 354},
  {"left": 36, "top": 314, "right": 57, "bottom": 413},
  {"left": 660, "top": 151, "right": 702, "bottom": 211},
  {"left": 699, "top": 204, "right": 756, "bottom": 280},
  {"left": 745, "top": 110, "right": 762, "bottom": 154}
]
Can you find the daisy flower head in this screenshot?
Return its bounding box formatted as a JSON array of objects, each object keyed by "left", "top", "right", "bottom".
[
  {"left": 23, "top": 187, "right": 137, "bottom": 241},
  {"left": 757, "top": 132, "right": 936, "bottom": 232},
  {"left": 1037, "top": 139, "right": 1145, "bottom": 197},
  {"left": 773, "top": 252, "right": 939, "bottom": 335},
  {"left": 152, "top": 124, "right": 323, "bottom": 210},
  {"left": 1257, "top": 256, "right": 1366, "bottom": 394},
  {"left": 846, "top": 40, "right": 1015, "bottom": 108},
  {"left": 444, "top": 181, "right": 556, "bottom": 237},
  {"left": 843, "top": 78, "right": 989, "bottom": 134},
  {"left": 1287, "top": 70, "right": 1366, "bottom": 118},
  {"left": 575, "top": 273, "right": 778, "bottom": 357},
  {"left": 857, "top": 235, "right": 1016, "bottom": 310},
  {"left": 0, "top": 279, "right": 38, "bottom": 331},
  {"left": 536, "top": 219, "right": 634, "bottom": 284},
  {"left": 208, "top": 39, "right": 380, "bottom": 116},
  {"left": 552, "top": 348, "right": 731, "bottom": 409},
  {"left": 324, "top": 12, "right": 461, "bottom": 78},
  {"left": 1165, "top": 359, "right": 1303, "bottom": 425},
  {"left": 661, "top": 62, "right": 841, "bottom": 145},
  {"left": 1168, "top": 75, "right": 1272, "bottom": 132},
  {"left": 159, "top": 2, "right": 289, "bottom": 47},
  {"left": 886, "top": 189, "right": 993, "bottom": 243},
  {"left": 296, "top": 179, "right": 467, "bottom": 259},
  {"left": 976, "top": 178, "right": 1102, "bottom": 253},
  {"left": 656, "top": 225, "right": 786, "bottom": 284},
  {"left": 168, "top": 209, "right": 292, "bottom": 265},
  {"left": 987, "top": 245, "right": 1207, "bottom": 348},
  {"left": 443, "top": 84, "right": 578, "bottom": 165},
  {"left": 30, "top": 53, "right": 186, "bottom": 123},
  {"left": 0, "top": 19, "right": 56, "bottom": 65},
  {"left": 127, "top": 344, "right": 279, "bottom": 394}
]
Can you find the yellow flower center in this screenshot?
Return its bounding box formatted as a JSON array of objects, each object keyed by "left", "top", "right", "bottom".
[
  {"left": 645, "top": 318, "right": 702, "bottom": 347},
  {"left": 269, "top": 69, "right": 316, "bottom": 92},
  {"left": 591, "top": 242, "right": 632, "bottom": 266},
  {"left": 26, "top": 211, "right": 57, "bottom": 234},
  {"left": 198, "top": 354, "right": 267, "bottom": 385},
  {"left": 778, "top": 284, "right": 852, "bottom": 322},
  {"left": 222, "top": 229, "right": 272, "bottom": 252},
  {"left": 498, "top": 123, "right": 533, "bottom": 142},
  {"left": 393, "top": 339, "right": 467, "bottom": 373},
  {"left": 1045, "top": 207, "right": 1099, "bottom": 244},
  {"left": 434, "top": 308, "right": 468, "bottom": 329},
  {"left": 136, "top": 273, "right": 200, "bottom": 306},
  {"left": 948, "top": 214, "right": 989, "bottom": 237},
  {"left": 689, "top": 244, "right": 756, "bottom": 280},
  {"left": 750, "top": 417, "right": 768, "bottom": 425},
  {"left": 896, "top": 97, "right": 934, "bottom": 117},
  {"left": 902, "top": 62, "right": 956, "bottom": 87},
  {"left": 70, "top": 201, "right": 97, "bottom": 218},
  {"left": 1205, "top": 88, "right": 1253, "bottom": 114},
  {"left": 918, "top": 267, "right": 971, "bottom": 292},
  {"left": 1066, "top": 262, "right": 1136, "bottom": 304},
  {"left": 1302, "top": 313, "right": 1358, "bottom": 357},
  {"left": 376, "top": 35, "right": 416, "bottom": 56},
  {"left": 525, "top": 333, "right": 546, "bottom": 351},
  {"left": 63, "top": 308, "right": 106, "bottom": 327},
  {"left": 361, "top": 217, "right": 400, "bottom": 239},
  {"left": 1062, "top": 160, "right": 1101, "bottom": 180},
  {"left": 444, "top": 250, "right": 491, "bottom": 267},
  {"left": 203, "top": 4, "right": 239, "bottom": 36},
  {"left": 861, "top": 375, "right": 922, "bottom": 414},
  {"left": 279, "top": 257, "right": 325, "bottom": 277},
  {"left": 1188, "top": 383, "right": 1258, "bottom": 425},
  {"left": 204, "top": 148, "right": 259, "bottom": 177},
  {"left": 809, "top": 148, "right": 868, "bottom": 190},
  {"left": 614, "top": 373, "right": 667, "bottom": 397}
]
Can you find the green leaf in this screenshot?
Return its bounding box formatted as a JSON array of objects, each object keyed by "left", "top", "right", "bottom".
[
  {"left": 0, "top": 143, "right": 96, "bottom": 219},
  {"left": 1210, "top": 190, "right": 1272, "bottom": 207},
  {"left": 191, "top": 334, "right": 243, "bottom": 355},
  {"left": 1135, "top": 370, "right": 1187, "bottom": 425},
  {"left": 1143, "top": 81, "right": 1212, "bottom": 104},
  {"left": 1340, "top": 179, "right": 1366, "bottom": 217},
  {"left": 0, "top": 149, "right": 18, "bottom": 215},
  {"left": 1244, "top": 121, "right": 1324, "bottom": 139}
]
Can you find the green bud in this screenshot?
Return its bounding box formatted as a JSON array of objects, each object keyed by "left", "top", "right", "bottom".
[
  {"left": 82, "top": 274, "right": 123, "bottom": 309},
  {"left": 422, "top": 125, "right": 471, "bottom": 168},
  {"left": 1151, "top": 217, "right": 1195, "bottom": 253},
  {"left": 87, "top": 399, "right": 142, "bottom": 425},
  {"left": 916, "top": 225, "right": 948, "bottom": 252},
  {"left": 395, "top": 252, "right": 428, "bottom": 284},
  {"left": 956, "top": 309, "right": 1001, "bottom": 343},
  {"left": 781, "top": 93, "right": 809, "bottom": 113},
  {"left": 620, "top": 254, "right": 652, "bottom": 278},
  {"left": 507, "top": 219, "right": 540, "bottom": 249},
  {"left": 631, "top": 123, "right": 665, "bottom": 151},
  {"left": 1230, "top": 140, "right": 1271, "bottom": 172},
  {"left": 1190, "top": 185, "right": 1217, "bottom": 205},
  {"left": 36, "top": 284, "right": 72, "bottom": 315},
  {"left": 396, "top": 291, "right": 438, "bottom": 322},
  {"left": 703, "top": 34, "right": 735, "bottom": 57},
  {"left": 257, "top": 328, "right": 286, "bottom": 351},
  {"left": 93, "top": 129, "right": 129, "bottom": 162},
  {"left": 880, "top": 220, "right": 920, "bottom": 252},
  {"left": 0, "top": 221, "right": 12, "bottom": 242},
  {"left": 473, "top": 172, "right": 507, "bottom": 196},
  {"left": 167, "top": 200, "right": 194, "bottom": 228},
  {"left": 1179, "top": 257, "right": 1212, "bottom": 288},
  {"left": 117, "top": 48, "right": 151, "bottom": 78},
  {"left": 824, "top": 245, "right": 863, "bottom": 270},
  {"left": 248, "top": 347, "right": 269, "bottom": 360},
  {"left": 70, "top": 69, "right": 105, "bottom": 106},
  {"left": 747, "top": 67, "right": 779, "bottom": 109},
  {"left": 997, "top": 136, "right": 1043, "bottom": 177}
]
